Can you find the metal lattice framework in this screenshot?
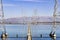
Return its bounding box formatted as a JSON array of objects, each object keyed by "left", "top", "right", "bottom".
[
  {"left": 0, "top": 0, "right": 6, "bottom": 33},
  {"left": 52, "top": 0, "right": 58, "bottom": 33},
  {"left": 32, "top": 9, "right": 38, "bottom": 24}
]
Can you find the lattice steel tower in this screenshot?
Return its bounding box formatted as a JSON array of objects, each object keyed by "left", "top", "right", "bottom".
[
  {"left": 52, "top": 0, "right": 58, "bottom": 33},
  {"left": 32, "top": 9, "right": 38, "bottom": 25},
  {"left": 0, "top": 0, "right": 6, "bottom": 34}
]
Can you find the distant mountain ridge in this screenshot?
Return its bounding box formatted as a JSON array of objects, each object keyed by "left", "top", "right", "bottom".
[{"left": 4, "top": 16, "right": 60, "bottom": 24}]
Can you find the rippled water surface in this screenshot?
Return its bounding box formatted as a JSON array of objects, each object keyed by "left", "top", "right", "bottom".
[{"left": 0, "top": 24, "right": 60, "bottom": 40}]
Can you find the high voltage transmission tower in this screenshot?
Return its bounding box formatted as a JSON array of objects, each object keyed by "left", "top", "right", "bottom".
[
  {"left": 52, "top": 0, "right": 58, "bottom": 33},
  {"left": 52, "top": 0, "right": 60, "bottom": 35},
  {"left": 0, "top": 0, "right": 7, "bottom": 38},
  {"left": 0, "top": 0, "right": 5, "bottom": 33},
  {"left": 32, "top": 9, "right": 38, "bottom": 24},
  {"left": 49, "top": 0, "right": 58, "bottom": 39}
]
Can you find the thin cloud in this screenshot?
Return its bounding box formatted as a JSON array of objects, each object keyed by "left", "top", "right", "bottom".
[
  {"left": 21, "top": 0, "right": 35, "bottom": 1},
  {"left": 0, "top": 4, "right": 17, "bottom": 7},
  {"left": 14, "top": 0, "right": 38, "bottom": 1},
  {"left": 13, "top": 0, "right": 48, "bottom": 2},
  {"left": 3, "top": 4, "right": 17, "bottom": 6}
]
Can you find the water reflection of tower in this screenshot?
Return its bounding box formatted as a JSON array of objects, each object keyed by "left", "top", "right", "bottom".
[
  {"left": 1, "top": 38, "right": 6, "bottom": 40},
  {"left": 27, "top": 21, "right": 32, "bottom": 40}
]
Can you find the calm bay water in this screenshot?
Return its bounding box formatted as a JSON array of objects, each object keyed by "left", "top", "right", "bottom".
[{"left": 0, "top": 24, "right": 60, "bottom": 40}]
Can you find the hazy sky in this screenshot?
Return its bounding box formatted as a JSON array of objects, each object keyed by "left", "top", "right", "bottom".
[{"left": 0, "top": 0, "right": 60, "bottom": 18}]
